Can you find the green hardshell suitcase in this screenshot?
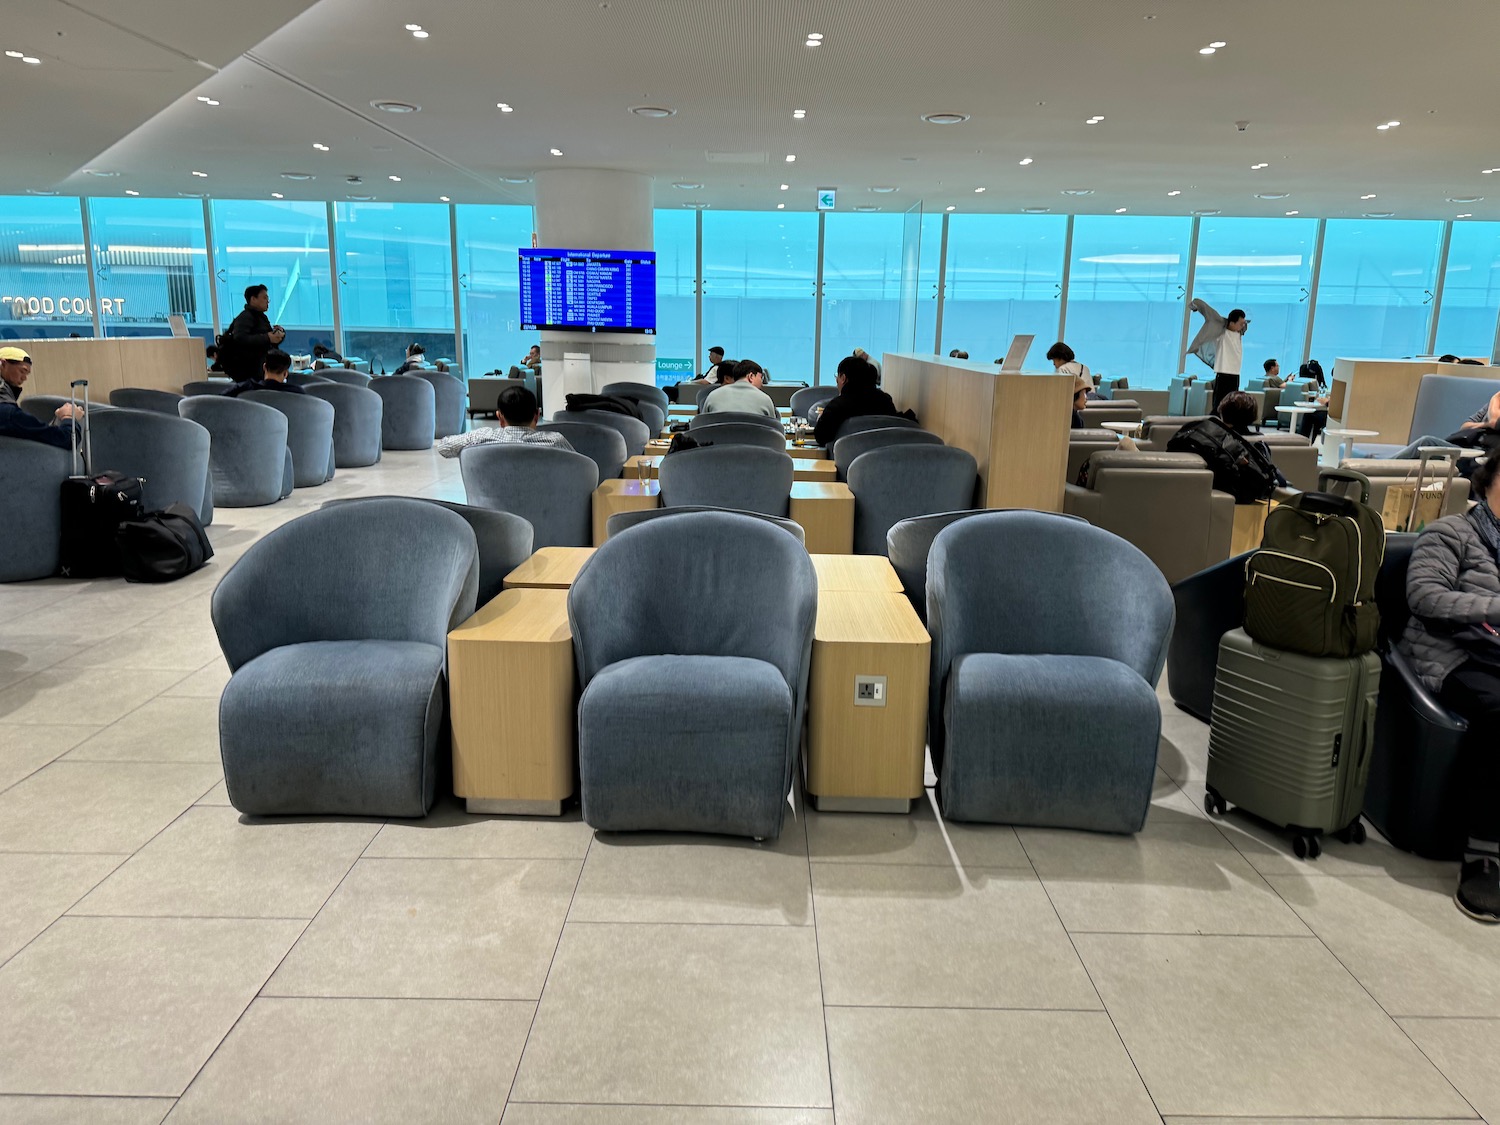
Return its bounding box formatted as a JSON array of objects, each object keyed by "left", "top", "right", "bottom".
[{"left": 1205, "top": 628, "right": 1380, "bottom": 860}]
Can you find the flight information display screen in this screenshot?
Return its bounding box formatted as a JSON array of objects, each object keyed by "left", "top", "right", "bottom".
[{"left": 518, "top": 247, "right": 657, "bottom": 333}]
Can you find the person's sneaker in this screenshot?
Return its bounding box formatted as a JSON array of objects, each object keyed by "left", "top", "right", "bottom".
[{"left": 1456, "top": 858, "right": 1500, "bottom": 923}]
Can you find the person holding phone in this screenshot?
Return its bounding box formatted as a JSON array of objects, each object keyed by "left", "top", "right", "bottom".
[{"left": 221, "top": 284, "right": 285, "bottom": 383}]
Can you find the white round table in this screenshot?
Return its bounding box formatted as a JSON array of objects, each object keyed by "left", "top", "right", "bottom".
[
  {"left": 1100, "top": 420, "right": 1145, "bottom": 438},
  {"left": 1274, "top": 403, "right": 1317, "bottom": 433},
  {"left": 1322, "top": 428, "right": 1380, "bottom": 463}
]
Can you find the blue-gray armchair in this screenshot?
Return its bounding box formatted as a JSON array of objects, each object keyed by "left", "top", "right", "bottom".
[
  {"left": 833, "top": 414, "right": 921, "bottom": 443},
  {"left": 549, "top": 409, "right": 650, "bottom": 457},
  {"left": 848, "top": 444, "right": 978, "bottom": 556},
  {"left": 658, "top": 445, "right": 794, "bottom": 517},
  {"left": 601, "top": 381, "right": 670, "bottom": 415},
  {"left": 460, "top": 443, "right": 598, "bottom": 548},
  {"left": 316, "top": 367, "right": 373, "bottom": 389},
  {"left": 605, "top": 503, "right": 805, "bottom": 544},
  {"left": 179, "top": 395, "right": 294, "bottom": 507},
  {"left": 89, "top": 408, "right": 213, "bottom": 526},
  {"left": 928, "top": 511, "right": 1173, "bottom": 833},
  {"left": 415, "top": 370, "right": 466, "bottom": 439},
  {"left": 790, "top": 385, "right": 838, "bottom": 421},
  {"left": 287, "top": 371, "right": 333, "bottom": 388},
  {"left": 0, "top": 437, "right": 71, "bottom": 581},
  {"left": 109, "top": 388, "right": 184, "bottom": 415},
  {"left": 689, "top": 410, "right": 783, "bottom": 433},
  {"left": 685, "top": 422, "right": 786, "bottom": 452},
  {"left": 213, "top": 499, "right": 479, "bottom": 817},
  {"left": 538, "top": 420, "right": 627, "bottom": 482},
  {"left": 182, "top": 379, "right": 233, "bottom": 397},
  {"left": 833, "top": 426, "right": 943, "bottom": 480},
  {"left": 370, "top": 375, "right": 436, "bottom": 450},
  {"left": 244, "top": 390, "right": 336, "bottom": 488},
  {"left": 569, "top": 511, "right": 818, "bottom": 838},
  {"left": 306, "top": 383, "right": 383, "bottom": 468}
]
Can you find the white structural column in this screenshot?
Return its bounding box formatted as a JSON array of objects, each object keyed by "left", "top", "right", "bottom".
[{"left": 532, "top": 169, "right": 656, "bottom": 407}]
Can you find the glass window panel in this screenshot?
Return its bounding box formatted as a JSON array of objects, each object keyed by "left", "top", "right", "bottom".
[
  {"left": 916, "top": 212, "right": 943, "bottom": 354},
  {"left": 1191, "top": 216, "right": 1318, "bottom": 381},
  {"left": 1434, "top": 221, "right": 1500, "bottom": 360},
  {"left": 88, "top": 197, "right": 212, "bottom": 344},
  {"left": 820, "top": 213, "right": 905, "bottom": 377},
  {"left": 942, "top": 213, "right": 1067, "bottom": 368},
  {"left": 654, "top": 209, "right": 697, "bottom": 383},
  {"left": 1065, "top": 215, "right": 1192, "bottom": 381},
  {"left": 1309, "top": 219, "right": 1443, "bottom": 362},
  {"left": 455, "top": 203, "right": 534, "bottom": 376},
  {"left": 0, "top": 196, "right": 94, "bottom": 340},
  {"left": 211, "top": 199, "right": 333, "bottom": 357},
  {"left": 335, "top": 202, "right": 455, "bottom": 373},
  {"left": 702, "top": 210, "right": 817, "bottom": 383}
]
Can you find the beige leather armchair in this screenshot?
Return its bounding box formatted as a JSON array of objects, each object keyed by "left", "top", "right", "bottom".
[
  {"left": 1128, "top": 389, "right": 1170, "bottom": 416},
  {"left": 1064, "top": 451, "right": 1235, "bottom": 584},
  {"left": 1068, "top": 429, "right": 1121, "bottom": 483},
  {"left": 1337, "top": 457, "right": 1473, "bottom": 519},
  {"left": 1249, "top": 432, "right": 1319, "bottom": 492},
  {"left": 1078, "top": 401, "right": 1144, "bottom": 428}
]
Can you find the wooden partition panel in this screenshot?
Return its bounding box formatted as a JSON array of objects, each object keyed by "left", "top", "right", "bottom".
[
  {"left": 881, "top": 354, "right": 1074, "bottom": 511},
  {"left": 1329, "top": 357, "right": 1500, "bottom": 445},
  {"left": 11, "top": 337, "right": 205, "bottom": 399}
]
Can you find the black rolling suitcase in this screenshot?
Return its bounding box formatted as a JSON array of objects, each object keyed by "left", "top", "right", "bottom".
[{"left": 59, "top": 379, "right": 143, "bottom": 579}]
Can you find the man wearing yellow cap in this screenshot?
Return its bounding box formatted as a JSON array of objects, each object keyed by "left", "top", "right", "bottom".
[{"left": 0, "top": 346, "right": 80, "bottom": 450}]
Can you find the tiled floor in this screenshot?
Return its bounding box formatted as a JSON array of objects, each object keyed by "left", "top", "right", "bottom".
[{"left": 0, "top": 447, "right": 1491, "bottom": 1124}]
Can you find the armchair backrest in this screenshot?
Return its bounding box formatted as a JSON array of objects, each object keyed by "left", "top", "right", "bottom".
[
  {"left": 658, "top": 445, "right": 795, "bottom": 516},
  {"left": 318, "top": 367, "right": 373, "bottom": 388},
  {"left": 833, "top": 427, "right": 943, "bottom": 479},
  {"left": 685, "top": 422, "right": 786, "bottom": 452},
  {"left": 1375, "top": 532, "right": 1420, "bottom": 640},
  {"left": 538, "top": 421, "right": 628, "bottom": 481},
  {"left": 109, "top": 387, "right": 184, "bottom": 414},
  {"left": 1078, "top": 402, "right": 1144, "bottom": 428},
  {"left": 1408, "top": 375, "right": 1500, "bottom": 442},
  {"left": 569, "top": 511, "right": 817, "bottom": 692},
  {"left": 1067, "top": 430, "right": 1120, "bottom": 483},
  {"left": 606, "top": 503, "right": 805, "bottom": 544},
  {"left": 459, "top": 443, "right": 599, "bottom": 548},
  {"left": 689, "top": 410, "right": 784, "bottom": 432},
  {"left": 790, "top": 385, "right": 838, "bottom": 420},
  {"left": 549, "top": 409, "right": 651, "bottom": 456},
  {"left": 847, "top": 445, "right": 978, "bottom": 555},
  {"left": 834, "top": 414, "right": 919, "bottom": 442},
  {"left": 600, "top": 381, "right": 670, "bottom": 414},
  {"left": 1247, "top": 432, "right": 1318, "bottom": 492},
  {"left": 212, "top": 499, "right": 479, "bottom": 671}
]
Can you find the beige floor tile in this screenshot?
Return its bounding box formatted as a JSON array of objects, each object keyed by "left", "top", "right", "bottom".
[
  {"left": 504, "top": 1109, "right": 833, "bottom": 1125},
  {"left": 1019, "top": 817, "right": 1310, "bottom": 936},
  {"left": 0, "top": 723, "right": 98, "bottom": 792},
  {"left": 1156, "top": 710, "right": 1210, "bottom": 784},
  {"left": 71, "top": 806, "right": 377, "bottom": 920},
  {"left": 0, "top": 668, "right": 189, "bottom": 726},
  {"left": 811, "top": 863, "right": 1098, "bottom": 1009},
  {"left": 1164, "top": 1119, "right": 1477, "bottom": 1125},
  {"left": 0, "top": 916, "right": 303, "bottom": 1097},
  {"left": 364, "top": 799, "right": 594, "bottom": 860},
  {"left": 1073, "top": 932, "right": 1471, "bottom": 1117},
  {"left": 0, "top": 1095, "right": 175, "bottom": 1123},
  {"left": 1268, "top": 874, "right": 1500, "bottom": 1017},
  {"left": 1397, "top": 1017, "right": 1500, "bottom": 1123},
  {"left": 264, "top": 857, "right": 578, "bottom": 1000},
  {"left": 63, "top": 697, "right": 220, "bottom": 764},
  {"left": 512, "top": 922, "right": 829, "bottom": 1108},
  {"left": 166, "top": 997, "right": 531, "bottom": 1124},
  {"left": 569, "top": 830, "right": 812, "bottom": 926},
  {"left": 61, "top": 615, "right": 223, "bottom": 673},
  {"left": 0, "top": 583, "right": 83, "bottom": 620},
  {"left": 805, "top": 790, "right": 1028, "bottom": 868},
  {"left": 0, "top": 641, "right": 88, "bottom": 690},
  {"left": 0, "top": 761, "right": 223, "bottom": 854},
  {"left": 1212, "top": 807, "right": 1456, "bottom": 879},
  {"left": 0, "top": 852, "right": 124, "bottom": 964},
  {"left": 159, "top": 661, "right": 230, "bottom": 700},
  {"left": 193, "top": 781, "right": 230, "bottom": 806},
  {"left": 825, "top": 1006, "right": 1159, "bottom": 1125}
]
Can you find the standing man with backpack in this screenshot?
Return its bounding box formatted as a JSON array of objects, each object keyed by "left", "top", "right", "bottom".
[
  {"left": 220, "top": 284, "right": 285, "bottom": 383},
  {"left": 1187, "top": 298, "right": 1250, "bottom": 414}
]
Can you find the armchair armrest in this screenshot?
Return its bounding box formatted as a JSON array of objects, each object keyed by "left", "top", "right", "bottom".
[
  {"left": 1063, "top": 484, "right": 1102, "bottom": 524},
  {"left": 1207, "top": 490, "right": 1235, "bottom": 563}
]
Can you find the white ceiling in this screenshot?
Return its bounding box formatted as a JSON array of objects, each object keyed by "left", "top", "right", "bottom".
[{"left": 9, "top": 0, "right": 1500, "bottom": 219}]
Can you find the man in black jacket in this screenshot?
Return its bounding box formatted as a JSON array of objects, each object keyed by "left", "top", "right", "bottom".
[
  {"left": 221, "top": 284, "right": 285, "bottom": 382},
  {"left": 0, "top": 346, "right": 80, "bottom": 450},
  {"left": 225, "top": 349, "right": 305, "bottom": 397},
  {"left": 813, "top": 354, "right": 900, "bottom": 446}
]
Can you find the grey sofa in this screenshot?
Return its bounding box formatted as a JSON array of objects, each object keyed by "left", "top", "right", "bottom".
[
  {"left": 0, "top": 437, "right": 71, "bottom": 581},
  {"left": 213, "top": 499, "right": 479, "bottom": 817},
  {"left": 460, "top": 443, "right": 599, "bottom": 548},
  {"left": 179, "top": 395, "right": 294, "bottom": 507},
  {"left": 306, "top": 383, "right": 383, "bottom": 468},
  {"left": 109, "top": 388, "right": 184, "bottom": 415},
  {"left": 833, "top": 426, "right": 943, "bottom": 480},
  {"left": 658, "top": 445, "right": 794, "bottom": 517},
  {"left": 244, "top": 390, "right": 336, "bottom": 488},
  {"left": 538, "top": 420, "right": 628, "bottom": 482},
  {"left": 89, "top": 408, "right": 213, "bottom": 526},
  {"left": 848, "top": 444, "right": 978, "bottom": 556},
  {"left": 370, "top": 375, "right": 436, "bottom": 450},
  {"left": 928, "top": 510, "right": 1172, "bottom": 832},
  {"left": 569, "top": 511, "right": 817, "bottom": 838}
]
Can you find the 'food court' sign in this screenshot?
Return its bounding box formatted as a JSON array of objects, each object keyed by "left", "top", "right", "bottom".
[{"left": 2, "top": 295, "right": 128, "bottom": 317}]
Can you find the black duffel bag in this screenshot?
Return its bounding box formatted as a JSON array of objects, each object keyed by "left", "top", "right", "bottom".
[{"left": 116, "top": 502, "right": 214, "bottom": 583}]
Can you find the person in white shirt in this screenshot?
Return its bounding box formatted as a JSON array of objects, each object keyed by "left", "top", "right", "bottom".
[
  {"left": 698, "top": 346, "right": 726, "bottom": 385},
  {"left": 1046, "top": 341, "right": 1092, "bottom": 384},
  {"left": 701, "top": 360, "right": 778, "bottom": 419},
  {"left": 1186, "top": 299, "right": 1249, "bottom": 414},
  {"left": 438, "top": 385, "right": 573, "bottom": 458}
]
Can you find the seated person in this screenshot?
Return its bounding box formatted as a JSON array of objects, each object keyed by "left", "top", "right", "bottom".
[
  {"left": 0, "top": 346, "right": 79, "bottom": 450},
  {"left": 1263, "top": 358, "right": 1285, "bottom": 389},
  {"left": 392, "top": 343, "right": 426, "bottom": 376},
  {"left": 1400, "top": 452, "right": 1500, "bottom": 922},
  {"left": 225, "top": 348, "right": 306, "bottom": 397},
  {"left": 702, "top": 360, "right": 778, "bottom": 419},
  {"left": 1072, "top": 377, "right": 1090, "bottom": 429},
  {"left": 1219, "top": 391, "right": 1288, "bottom": 488},
  {"left": 1387, "top": 390, "right": 1500, "bottom": 460},
  {"left": 814, "top": 354, "right": 900, "bottom": 446},
  {"left": 205, "top": 344, "right": 220, "bottom": 372},
  {"left": 696, "top": 346, "right": 726, "bottom": 384},
  {"left": 312, "top": 342, "right": 345, "bottom": 364},
  {"left": 438, "top": 384, "right": 573, "bottom": 458},
  {"left": 1049, "top": 341, "right": 1092, "bottom": 385},
  {"left": 520, "top": 345, "right": 542, "bottom": 373}
]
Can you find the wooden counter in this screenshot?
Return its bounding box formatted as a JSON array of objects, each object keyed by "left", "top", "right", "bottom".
[
  {"left": 12, "top": 337, "right": 206, "bottom": 398},
  {"left": 1329, "top": 357, "right": 1500, "bottom": 445}
]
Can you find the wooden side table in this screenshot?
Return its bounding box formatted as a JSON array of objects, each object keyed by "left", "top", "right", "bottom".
[
  {"left": 448, "top": 588, "right": 575, "bottom": 816},
  {"left": 503, "top": 546, "right": 596, "bottom": 590},
  {"left": 790, "top": 482, "right": 855, "bottom": 554},
  {"left": 592, "top": 479, "right": 661, "bottom": 544},
  {"left": 806, "top": 591, "right": 930, "bottom": 813},
  {"left": 811, "top": 553, "right": 905, "bottom": 593}
]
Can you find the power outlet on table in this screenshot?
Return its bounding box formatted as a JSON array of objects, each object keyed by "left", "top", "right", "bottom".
[{"left": 854, "top": 675, "right": 887, "bottom": 707}]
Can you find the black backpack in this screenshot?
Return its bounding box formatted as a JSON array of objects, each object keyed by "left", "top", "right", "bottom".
[
  {"left": 1166, "top": 418, "right": 1278, "bottom": 503},
  {"left": 115, "top": 502, "right": 214, "bottom": 583},
  {"left": 564, "top": 393, "right": 646, "bottom": 422}
]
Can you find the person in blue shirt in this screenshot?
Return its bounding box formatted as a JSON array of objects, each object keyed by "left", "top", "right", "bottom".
[{"left": 0, "top": 346, "right": 80, "bottom": 451}]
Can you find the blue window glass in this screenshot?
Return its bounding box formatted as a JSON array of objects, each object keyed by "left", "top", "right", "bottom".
[
  {"left": 702, "top": 210, "right": 817, "bottom": 382},
  {"left": 1434, "top": 221, "right": 1500, "bottom": 360},
  {"left": 915, "top": 212, "right": 943, "bottom": 354},
  {"left": 1309, "top": 219, "right": 1443, "bottom": 362},
  {"left": 1066, "top": 215, "right": 1192, "bottom": 381},
  {"left": 88, "top": 197, "right": 212, "bottom": 343},
  {"left": 210, "top": 200, "right": 333, "bottom": 357},
  {"left": 455, "top": 204, "right": 534, "bottom": 376},
  {"left": 335, "top": 202, "right": 456, "bottom": 373},
  {"left": 1191, "top": 216, "right": 1318, "bottom": 381},
  {"left": 654, "top": 209, "right": 697, "bottom": 384},
  {"left": 0, "top": 197, "right": 94, "bottom": 340},
  {"left": 820, "top": 213, "right": 905, "bottom": 378},
  {"left": 943, "top": 213, "right": 1067, "bottom": 368}
]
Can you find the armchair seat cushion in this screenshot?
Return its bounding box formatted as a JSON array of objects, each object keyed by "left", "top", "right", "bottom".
[
  {"left": 220, "top": 639, "right": 445, "bottom": 818},
  {"left": 940, "top": 652, "right": 1159, "bottom": 833},
  {"left": 578, "top": 653, "right": 793, "bottom": 838}
]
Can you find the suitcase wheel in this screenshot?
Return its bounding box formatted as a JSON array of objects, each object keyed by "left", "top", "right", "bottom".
[
  {"left": 1292, "top": 832, "right": 1322, "bottom": 861},
  {"left": 1203, "top": 786, "right": 1228, "bottom": 817},
  {"left": 1336, "top": 819, "right": 1368, "bottom": 846}
]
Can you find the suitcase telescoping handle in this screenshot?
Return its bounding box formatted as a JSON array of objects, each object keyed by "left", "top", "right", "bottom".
[
  {"left": 69, "top": 378, "right": 91, "bottom": 478},
  {"left": 1316, "top": 467, "right": 1371, "bottom": 506}
]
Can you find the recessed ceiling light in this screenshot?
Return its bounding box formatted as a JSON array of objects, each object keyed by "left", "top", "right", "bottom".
[
  {"left": 777, "top": 203, "right": 785, "bottom": 209},
  {"left": 178, "top": 192, "right": 206, "bottom": 198},
  {"left": 1285, "top": 210, "right": 1299, "bottom": 216},
  {"left": 945, "top": 205, "right": 956, "bottom": 212},
  {"left": 206, "top": 99, "right": 219, "bottom": 105},
  {"left": 388, "top": 175, "right": 402, "bottom": 182},
  {"left": 500, "top": 176, "right": 531, "bottom": 184},
  {"left": 806, "top": 33, "right": 824, "bottom": 40},
  {"left": 1199, "top": 47, "right": 1216, "bottom": 55},
  {"left": 1114, "top": 207, "right": 1128, "bottom": 213},
  {"left": 550, "top": 148, "right": 563, "bottom": 156},
  {"left": 792, "top": 109, "right": 807, "bottom": 120},
  {"left": 21, "top": 56, "right": 40, "bottom": 65},
  {"left": 313, "top": 143, "right": 329, "bottom": 151},
  {"left": 370, "top": 100, "right": 420, "bottom": 114},
  {"left": 1255, "top": 192, "right": 1289, "bottom": 199},
  {"left": 1209, "top": 40, "right": 1227, "bottom": 48},
  {"left": 672, "top": 181, "right": 703, "bottom": 190},
  {"left": 1251, "top": 163, "right": 1269, "bottom": 170},
  {"left": 1167, "top": 190, "right": 1182, "bottom": 196},
  {"left": 25, "top": 189, "right": 57, "bottom": 195},
  {"left": 281, "top": 172, "right": 314, "bottom": 181},
  {"left": 1387, "top": 120, "right": 1400, "bottom": 127},
  {"left": 1363, "top": 211, "right": 1395, "bottom": 218},
  {"left": 804, "top": 38, "right": 822, "bottom": 47},
  {"left": 974, "top": 187, "right": 986, "bottom": 193},
  {"left": 869, "top": 186, "right": 898, "bottom": 193},
  {"left": 1377, "top": 124, "right": 1390, "bottom": 131},
  {"left": 496, "top": 102, "right": 514, "bottom": 112},
  {"left": 196, "top": 95, "right": 211, "bottom": 102},
  {"left": 922, "top": 113, "right": 970, "bottom": 125},
  {"left": 440, "top": 195, "right": 450, "bottom": 202},
  {"left": 4, "top": 51, "right": 21, "bottom": 58},
  {"left": 1061, "top": 189, "right": 1094, "bottom": 196},
  {"left": 191, "top": 170, "right": 208, "bottom": 178},
  {"left": 124, "top": 190, "right": 139, "bottom": 196},
  {"left": 405, "top": 23, "right": 422, "bottom": 31},
  {"left": 1022, "top": 207, "right": 1051, "bottom": 214},
  {"left": 347, "top": 194, "right": 376, "bottom": 201},
  {"left": 1449, "top": 196, "right": 1483, "bottom": 203},
  {"left": 1018, "top": 157, "right": 1034, "bottom": 166},
  {"left": 1192, "top": 209, "right": 1221, "bottom": 216},
  {"left": 84, "top": 169, "right": 118, "bottom": 178},
  {"left": 683, "top": 202, "right": 709, "bottom": 209},
  {"left": 630, "top": 105, "right": 675, "bottom": 118},
  {"left": 411, "top": 29, "right": 429, "bottom": 38},
  {"left": 785, "top": 154, "right": 796, "bottom": 162},
  {"left": 854, "top": 205, "right": 879, "bottom": 212},
  {"left": 271, "top": 191, "right": 284, "bottom": 198},
  {"left": 1085, "top": 116, "right": 1104, "bottom": 124},
  {"left": 1458, "top": 213, "right": 1473, "bottom": 219},
  {"left": 1360, "top": 193, "right": 1377, "bottom": 200},
  {"left": 780, "top": 183, "right": 789, "bottom": 190}
]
